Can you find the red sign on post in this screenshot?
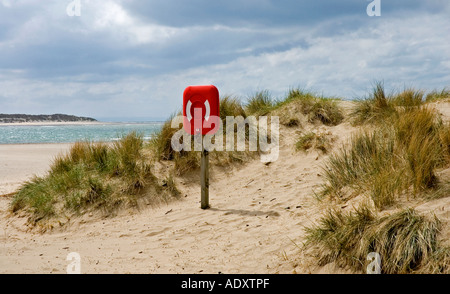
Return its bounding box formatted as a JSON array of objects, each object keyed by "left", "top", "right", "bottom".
[
  {"left": 183, "top": 85, "right": 220, "bottom": 135},
  {"left": 183, "top": 85, "right": 220, "bottom": 209}
]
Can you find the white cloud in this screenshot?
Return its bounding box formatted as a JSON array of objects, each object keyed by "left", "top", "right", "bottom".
[
  {"left": 89, "top": 1, "right": 179, "bottom": 45},
  {"left": 1, "top": 0, "right": 12, "bottom": 8},
  {"left": 127, "top": 11, "right": 450, "bottom": 107},
  {"left": 1, "top": 1, "right": 449, "bottom": 119}
]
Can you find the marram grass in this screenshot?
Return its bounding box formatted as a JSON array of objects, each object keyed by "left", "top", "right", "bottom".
[
  {"left": 11, "top": 132, "right": 180, "bottom": 225},
  {"left": 305, "top": 206, "right": 449, "bottom": 274},
  {"left": 308, "top": 84, "right": 450, "bottom": 274},
  {"left": 322, "top": 103, "right": 449, "bottom": 209}
]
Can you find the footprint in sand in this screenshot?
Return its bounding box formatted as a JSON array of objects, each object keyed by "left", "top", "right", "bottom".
[{"left": 145, "top": 228, "right": 170, "bottom": 237}]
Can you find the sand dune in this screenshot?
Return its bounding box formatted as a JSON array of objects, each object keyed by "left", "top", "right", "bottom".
[
  {"left": 0, "top": 100, "right": 449, "bottom": 274},
  {"left": 0, "top": 124, "right": 339, "bottom": 273}
]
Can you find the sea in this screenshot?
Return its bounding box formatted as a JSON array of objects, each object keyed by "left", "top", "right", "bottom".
[{"left": 0, "top": 121, "right": 164, "bottom": 144}]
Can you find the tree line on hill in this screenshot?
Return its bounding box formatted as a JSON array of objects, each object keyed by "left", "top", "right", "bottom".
[{"left": 0, "top": 114, "right": 97, "bottom": 123}]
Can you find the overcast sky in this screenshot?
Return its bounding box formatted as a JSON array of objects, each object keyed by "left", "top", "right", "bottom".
[{"left": 0, "top": 0, "right": 449, "bottom": 120}]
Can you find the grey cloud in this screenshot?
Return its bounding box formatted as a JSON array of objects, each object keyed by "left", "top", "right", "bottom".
[
  {"left": 121, "top": 0, "right": 444, "bottom": 28},
  {"left": 0, "top": 0, "right": 449, "bottom": 119}
]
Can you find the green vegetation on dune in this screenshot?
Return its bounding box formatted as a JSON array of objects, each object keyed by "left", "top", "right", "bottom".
[
  {"left": 280, "top": 88, "right": 344, "bottom": 126},
  {"left": 351, "top": 82, "right": 450, "bottom": 125},
  {"left": 149, "top": 96, "right": 257, "bottom": 176},
  {"left": 426, "top": 87, "right": 450, "bottom": 102},
  {"left": 295, "top": 131, "right": 333, "bottom": 153},
  {"left": 220, "top": 95, "right": 247, "bottom": 119},
  {"left": 245, "top": 90, "right": 274, "bottom": 117},
  {"left": 323, "top": 88, "right": 449, "bottom": 209},
  {"left": 306, "top": 205, "right": 449, "bottom": 274},
  {"left": 11, "top": 132, "right": 180, "bottom": 225},
  {"left": 245, "top": 88, "right": 345, "bottom": 126},
  {"left": 306, "top": 82, "right": 450, "bottom": 274},
  {"left": 148, "top": 88, "right": 345, "bottom": 176}
]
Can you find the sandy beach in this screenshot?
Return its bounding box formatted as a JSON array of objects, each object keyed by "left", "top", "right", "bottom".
[
  {"left": 0, "top": 123, "right": 341, "bottom": 273},
  {"left": 0, "top": 144, "right": 72, "bottom": 195},
  {"left": 0, "top": 100, "right": 449, "bottom": 274}
]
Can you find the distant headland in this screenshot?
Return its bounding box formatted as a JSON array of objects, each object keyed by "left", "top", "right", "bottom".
[{"left": 0, "top": 114, "right": 97, "bottom": 123}]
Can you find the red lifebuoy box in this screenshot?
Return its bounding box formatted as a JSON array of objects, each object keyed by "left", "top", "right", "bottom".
[{"left": 183, "top": 85, "right": 220, "bottom": 135}]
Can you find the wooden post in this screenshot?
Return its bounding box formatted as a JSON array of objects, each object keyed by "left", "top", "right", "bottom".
[{"left": 201, "top": 147, "right": 210, "bottom": 209}]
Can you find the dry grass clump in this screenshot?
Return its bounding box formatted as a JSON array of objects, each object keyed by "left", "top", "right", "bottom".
[
  {"left": 296, "top": 131, "right": 333, "bottom": 153},
  {"left": 147, "top": 88, "right": 344, "bottom": 178},
  {"left": 149, "top": 88, "right": 344, "bottom": 177},
  {"left": 351, "top": 82, "right": 433, "bottom": 125},
  {"left": 352, "top": 82, "right": 450, "bottom": 126},
  {"left": 282, "top": 117, "right": 301, "bottom": 127},
  {"left": 148, "top": 96, "right": 258, "bottom": 175},
  {"left": 172, "top": 151, "right": 201, "bottom": 176},
  {"left": 220, "top": 95, "right": 247, "bottom": 119},
  {"left": 305, "top": 205, "right": 449, "bottom": 274},
  {"left": 245, "top": 88, "right": 344, "bottom": 126},
  {"left": 351, "top": 82, "right": 397, "bottom": 125},
  {"left": 150, "top": 123, "right": 200, "bottom": 176},
  {"left": 323, "top": 99, "right": 449, "bottom": 209},
  {"left": 394, "top": 107, "right": 446, "bottom": 191},
  {"left": 426, "top": 88, "right": 450, "bottom": 102},
  {"left": 284, "top": 88, "right": 344, "bottom": 126},
  {"left": 149, "top": 113, "right": 181, "bottom": 161},
  {"left": 307, "top": 83, "right": 450, "bottom": 273},
  {"left": 320, "top": 129, "right": 405, "bottom": 209},
  {"left": 392, "top": 88, "right": 425, "bottom": 107},
  {"left": 11, "top": 132, "right": 180, "bottom": 225},
  {"left": 439, "top": 122, "right": 450, "bottom": 162},
  {"left": 245, "top": 90, "right": 274, "bottom": 116}
]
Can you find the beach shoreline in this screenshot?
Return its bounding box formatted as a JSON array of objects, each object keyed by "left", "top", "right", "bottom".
[
  {"left": 0, "top": 121, "right": 106, "bottom": 127},
  {"left": 0, "top": 121, "right": 165, "bottom": 127},
  {"left": 0, "top": 121, "right": 162, "bottom": 145},
  {"left": 0, "top": 143, "right": 72, "bottom": 195}
]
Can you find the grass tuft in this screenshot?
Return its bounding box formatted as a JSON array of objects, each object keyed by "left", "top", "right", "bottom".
[
  {"left": 305, "top": 206, "right": 449, "bottom": 273},
  {"left": 296, "top": 132, "right": 333, "bottom": 153},
  {"left": 394, "top": 107, "right": 445, "bottom": 191},
  {"left": 351, "top": 82, "right": 396, "bottom": 125},
  {"left": 283, "top": 88, "right": 344, "bottom": 125},
  {"left": 320, "top": 129, "right": 399, "bottom": 207},
  {"left": 149, "top": 113, "right": 181, "bottom": 161},
  {"left": 392, "top": 88, "right": 425, "bottom": 107},
  {"left": 245, "top": 90, "right": 274, "bottom": 116},
  {"left": 11, "top": 132, "right": 179, "bottom": 225},
  {"left": 220, "top": 95, "right": 247, "bottom": 119},
  {"left": 426, "top": 88, "right": 450, "bottom": 102},
  {"left": 322, "top": 105, "right": 448, "bottom": 209}
]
